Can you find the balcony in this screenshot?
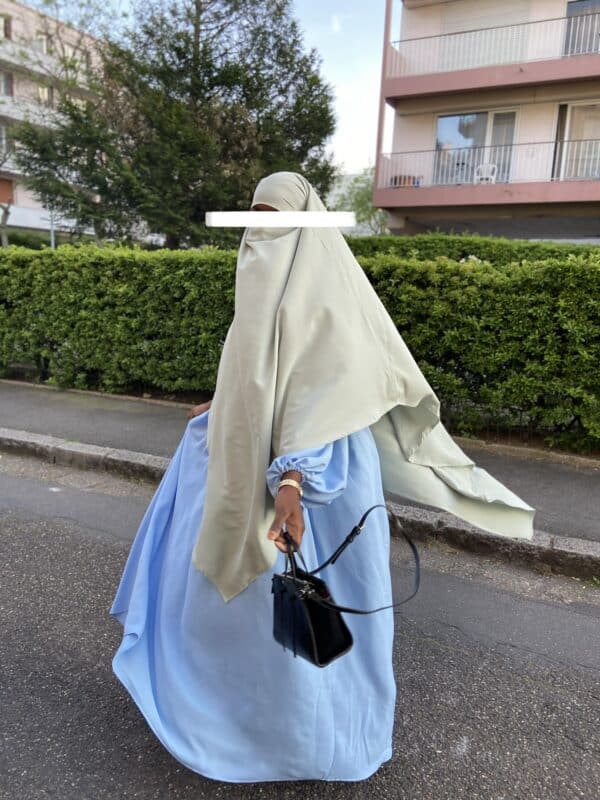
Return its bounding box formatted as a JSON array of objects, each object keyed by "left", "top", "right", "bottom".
[
  {"left": 0, "top": 37, "right": 92, "bottom": 91},
  {"left": 0, "top": 95, "right": 57, "bottom": 125},
  {"left": 375, "top": 139, "right": 600, "bottom": 207},
  {"left": 0, "top": 38, "right": 56, "bottom": 77},
  {"left": 384, "top": 12, "right": 600, "bottom": 98}
]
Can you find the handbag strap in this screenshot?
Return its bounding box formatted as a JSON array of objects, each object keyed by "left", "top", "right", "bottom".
[
  {"left": 282, "top": 506, "right": 420, "bottom": 615},
  {"left": 281, "top": 504, "right": 386, "bottom": 575},
  {"left": 308, "top": 504, "right": 388, "bottom": 575}
]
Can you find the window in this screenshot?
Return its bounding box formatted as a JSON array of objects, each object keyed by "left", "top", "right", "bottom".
[
  {"left": 61, "top": 42, "right": 82, "bottom": 67},
  {"left": 0, "top": 178, "right": 13, "bottom": 204},
  {"left": 37, "top": 84, "right": 54, "bottom": 107},
  {"left": 567, "top": 0, "right": 600, "bottom": 11},
  {"left": 434, "top": 111, "right": 516, "bottom": 184},
  {"left": 436, "top": 113, "right": 488, "bottom": 152},
  {"left": 560, "top": 103, "right": 600, "bottom": 179},
  {"left": 0, "top": 125, "right": 8, "bottom": 154},
  {"left": 0, "top": 15, "right": 12, "bottom": 40},
  {"left": 33, "top": 31, "right": 51, "bottom": 55},
  {"left": 564, "top": 1, "right": 600, "bottom": 56},
  {"left": 0, "top": 71, "right": 13, "bottom": 97}
]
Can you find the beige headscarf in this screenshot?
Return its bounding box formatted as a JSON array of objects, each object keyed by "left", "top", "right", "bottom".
[{"left": 192, "top": 171, "right": 535, "bottom": 601}]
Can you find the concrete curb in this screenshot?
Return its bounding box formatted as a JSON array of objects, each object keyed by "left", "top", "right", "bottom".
[
  {"left": 0, "top": 427, "right": 169, "bottom": 482},
  {"left": 386, "top": 500, "right": 600, "bottom": 580},
  {"left": 1, "top": 426, "right": 598, "bottom": 580}
]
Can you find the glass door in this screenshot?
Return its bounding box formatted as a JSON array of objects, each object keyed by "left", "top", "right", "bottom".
[
  {"left": 562, "top": 103, "right": 600, "bottom": 179},
  {"left": 564, "top": 0, "right": 600, "bottom": 56},
  {"left": 434, "top": 112, "right": 487, "bottom": 185},
  {"left": 487, "top": 112, "right": 516, "bottom": 183}
]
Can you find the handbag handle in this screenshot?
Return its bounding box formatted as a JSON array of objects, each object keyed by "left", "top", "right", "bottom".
[{"left": 282, "top": 505, "right": 420, "bottom": 615}]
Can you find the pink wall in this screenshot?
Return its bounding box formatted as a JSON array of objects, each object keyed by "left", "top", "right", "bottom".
[
  {"left": 373, "top": 179, "right": 600, "bottom": 210},
  {"left": 383, "top": 53, "right": 600, "bottom": 100}
]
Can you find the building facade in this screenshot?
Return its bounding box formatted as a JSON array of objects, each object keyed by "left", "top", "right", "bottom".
[
  {"left": 0, "top": 0, "right": 94, "bottom": 235},
  {"left": 374, "top": 0, "right": 600, "bottom": 238}
]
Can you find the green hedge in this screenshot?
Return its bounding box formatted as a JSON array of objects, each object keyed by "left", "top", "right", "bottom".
[
  {"left": 1, "top": 245, "right": 598, "bottom": 451},
  {"left": 0, "top": 246, "right": 236, "bottom": 394},
  {"left": 1, "top": 228, "right": 83, "bottom": 249},
  {"left": 363, "top": 252, "right": 599, "bottom": 452},
  {"left": 345, "top": 232, "right": 600, "bottom": 265}
]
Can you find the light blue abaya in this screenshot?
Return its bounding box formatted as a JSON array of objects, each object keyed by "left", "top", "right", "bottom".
[{"left": 109, "top": 410, "right": 396, "bottom": 782}]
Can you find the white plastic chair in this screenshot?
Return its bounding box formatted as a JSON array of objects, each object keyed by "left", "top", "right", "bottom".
[{"left": 473, "top": 163, "right": 497, "bottom": 184}]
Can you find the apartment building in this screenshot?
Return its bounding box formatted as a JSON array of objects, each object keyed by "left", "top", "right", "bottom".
[
  {"left": 374, "top": 0, "right": 600, "bottom": 238},
  {"left": 0, "top": 0, "right": 94, "bottom": 234}
]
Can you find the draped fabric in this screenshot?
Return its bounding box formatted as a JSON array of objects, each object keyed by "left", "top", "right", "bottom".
[
  {"left": 110, "top": 413, "right": 396, "bottom": 782},
  {"left": 192, "top": 171, "right": 535, "bottom": 602}
]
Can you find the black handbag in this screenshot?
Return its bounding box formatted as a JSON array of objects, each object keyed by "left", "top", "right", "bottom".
[{"left": 271, "top": 504, "right": 420, "bottom": 668}]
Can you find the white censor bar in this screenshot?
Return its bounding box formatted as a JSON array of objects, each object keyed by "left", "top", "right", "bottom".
[{"left": 205, "top": 211, "right": 356, "bottom": 228}]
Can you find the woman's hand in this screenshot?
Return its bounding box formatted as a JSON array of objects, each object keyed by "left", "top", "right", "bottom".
[
  {"left": 187, "top": 399, "right": 212, "bottom": 420},
  {"left": 267, "top": 470, "right": 305, "bottom": 554}
]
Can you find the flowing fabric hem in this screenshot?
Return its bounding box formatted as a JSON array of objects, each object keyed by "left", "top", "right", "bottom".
[{"left": 109, "top": 615, "right": 391, "bottom": 784}]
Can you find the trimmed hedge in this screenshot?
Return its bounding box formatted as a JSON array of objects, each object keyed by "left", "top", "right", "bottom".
[
  {"left": 2, "top": 228, "right": 80, "bottom": 249},
  {"left": 363, "top": 253, "right": 600, "bottom": 452},
  {"left": 1, "top": 244, "right": 598, "bottom": 451},
  {"left": 0, "top": 246, "right": 236, "bottom": 394},
  {"left": 345, "top": 232, "right": 600, "bottom": 265}
]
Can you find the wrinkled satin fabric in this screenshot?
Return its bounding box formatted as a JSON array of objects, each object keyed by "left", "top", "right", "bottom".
[{"left": 192, "top": 171, "right": 535, "bottom": 601}]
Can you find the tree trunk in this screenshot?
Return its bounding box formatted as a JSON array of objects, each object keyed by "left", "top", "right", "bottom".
[
  {"left": 165, "top": 232, "right": 180, "bottom": 249},
  {"left": 0, "top": 203, "right": 10, "bottom": 247},
  {"left": 192, "top": 1, "right": 202, "bottom": 72}
]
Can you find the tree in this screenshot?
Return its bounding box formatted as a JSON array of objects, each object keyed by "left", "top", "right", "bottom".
[
  {"left": 14, "top": 0, "right": 337, "bottom": 247},
  {"left": 5, "top": 1, "right": 127, "bottom": 240},
  {"left": 0, "top": 127, "right": 15, "bottom": 247},
  {"left": 24, "top": 1, "right": 127, "bottom": 39},
  {"left": 333, "top": 166, "right": 390, "bottom": 236}
]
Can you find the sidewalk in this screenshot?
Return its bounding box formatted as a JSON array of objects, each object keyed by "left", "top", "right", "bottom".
[{"left": 1, "top": 378, "right": 599, "bottom": 577}]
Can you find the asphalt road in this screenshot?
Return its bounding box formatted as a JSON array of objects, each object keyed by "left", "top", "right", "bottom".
[{"left": 1, "top": 452, "right": 599, "bottom": 800}]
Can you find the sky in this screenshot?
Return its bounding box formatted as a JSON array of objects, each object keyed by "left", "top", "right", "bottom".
[{"left": 291, "top": 1, "right": 387, "bottom": 176}]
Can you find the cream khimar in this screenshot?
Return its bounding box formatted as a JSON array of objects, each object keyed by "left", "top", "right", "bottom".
[{"left": 192, "top": 171, "right": 536, "bottom": 601}]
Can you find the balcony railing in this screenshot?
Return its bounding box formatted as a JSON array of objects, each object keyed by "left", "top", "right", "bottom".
[
  {"left": 0, "top": 95, "right": 57, "bottom": 125},
  {"left": 378, "top": 140, "right": 600, "bottom": 189},
  {"left": 0, "top": 37, "right": 92, "bottom": 89},
  {"left": 388, "top": 12, "right": 600, "bottom": 77}
]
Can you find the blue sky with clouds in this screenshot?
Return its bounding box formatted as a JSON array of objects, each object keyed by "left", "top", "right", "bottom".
[{"left": 291, "top": 1, "right": 386, "bottom": 175}]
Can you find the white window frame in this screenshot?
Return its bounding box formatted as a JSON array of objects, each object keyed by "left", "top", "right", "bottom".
[
  {"left": 0, "top": 71, "right": 11, "bottom": 97},
  {"left": 35, "top": 31, "right": 51, "bottom": 55},
  {"left": 433, "top": 106, "right": 520, "bottom": 150},
  {"left": 432, "top": 106, "right": 520, "bottom": 185},
  {"left": 564, "top": 97, "right": 600, "bottom": 136},
  {"left": 37, "top": 84, "right": 52, "bottom": 106},
  {"left": 559, "top": 98, "right": 600, "bottom": 179},
  {"left": 0, "top": 15, "right": 11, "bottom": 40}
]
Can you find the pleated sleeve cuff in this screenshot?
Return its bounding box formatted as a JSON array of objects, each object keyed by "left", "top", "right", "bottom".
[{"left": 266, "top": 438, "right": 349, "bottom": 508}]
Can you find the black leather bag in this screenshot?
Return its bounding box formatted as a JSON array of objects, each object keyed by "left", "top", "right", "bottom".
[{"left": 271, "top": 504, "right": 420, "bottom": 668}]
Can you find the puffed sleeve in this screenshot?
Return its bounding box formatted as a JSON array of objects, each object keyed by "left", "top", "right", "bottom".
[{"left": 266, "top": 438, "right": 349, "bottom": 508}]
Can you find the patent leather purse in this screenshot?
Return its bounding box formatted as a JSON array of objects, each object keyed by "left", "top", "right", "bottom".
[{"left": 271, "top": 504, "right": 420, "bottom": 668}]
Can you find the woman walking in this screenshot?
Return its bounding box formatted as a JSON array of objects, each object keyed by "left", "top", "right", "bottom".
[{"left": 109, "top": 171, "right": 535, "bottom": 782}]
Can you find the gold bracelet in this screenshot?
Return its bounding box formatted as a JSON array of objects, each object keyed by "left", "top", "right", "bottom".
[{"left": 277, "top": 478, "right": 303, "bottom": 497}]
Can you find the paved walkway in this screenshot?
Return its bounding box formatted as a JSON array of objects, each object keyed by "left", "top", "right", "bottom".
[{"left": 1, "top": 379, "right": 599, "bottom": 543}]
